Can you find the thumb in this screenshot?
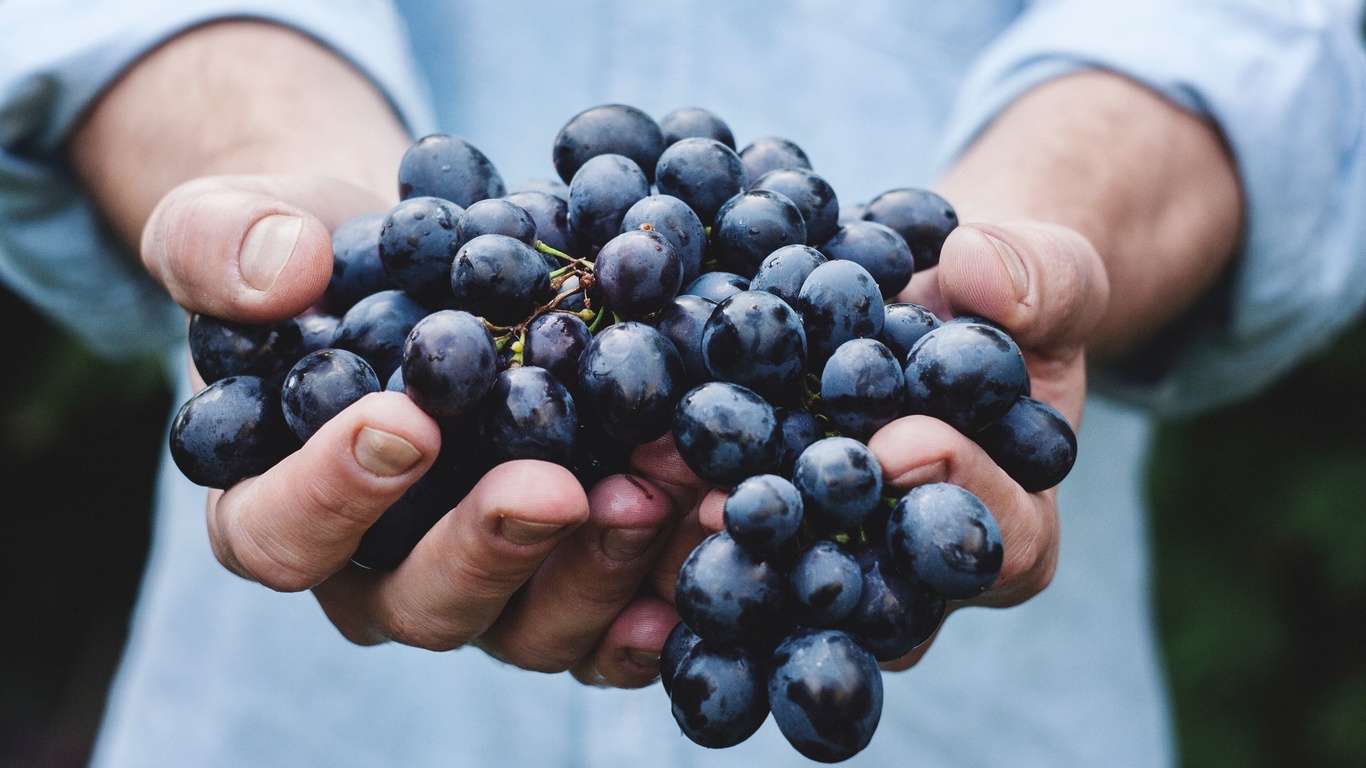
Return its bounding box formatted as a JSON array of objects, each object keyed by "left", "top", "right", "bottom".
[
  {"left": 937, "top": 221, "right": 1110, "bottom": 357},
  {"left": 141, "top": 174, "right": 390, "bottom": 323}
]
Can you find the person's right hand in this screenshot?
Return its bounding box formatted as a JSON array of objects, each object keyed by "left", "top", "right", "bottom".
[{"left": 144, "top": 173, "right": 690, "bottom": 688}]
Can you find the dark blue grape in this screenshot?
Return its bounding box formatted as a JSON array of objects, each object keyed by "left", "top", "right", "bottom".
[
  {"left": 398, "top": 133, "right": 505, "bottom": 208},
  {"left": 401, "top": 310, "right": 498, "bottom": 420},
  {"left": 280, "top": 349, "right": 381, "bottom": 442},
  {"left": 649, "top": 294, "right": 717, "bottom": 386},
  {"left": 842, "top": 546, "right": 945, "bottom": 661},
  {"left": 169, "top": 376, "right": 300, "bottom": 489},
  {"left": 188, "top": 313, "right": 306, "bottom": 386},
  {"left": 789, "top": 540, "right": 863, "bottom": 627},
  {"left": 378, "top": 196, "right": 462, "bottom": 309},
  {"left": 902, "top": 321, "right": 1028, "bottom": 434},
  {"left": 448, "top": 234, "right": 552, "bottom": 326},
  {"left": 701, "top": 290, "right": 807, "bottom": 399},
  {"left": 724, "top": 474, "right": 804, "bottom": 555},
  {"left": 295, "top": 313, "right": 340, "bottom": 354},
  {"left": 655, "top": 138, "right": 748, "bottom": 225},
  {"left": 820, "top": 220, "right": 915, "bottom": 298},
  {"left": 576, "top": 322, "right": 685, "bottom": 444},
  {"left": 659, "top": 107, "right": 735, "bottom": 149},
  {"left": 711, "top": 190, "right": 807, "bottom": 278},
  {"left": 672, "top": 382, "right": 781, "bottom": 488},
  {"left": 682, "top": 271, "right": 749, "bottom": 303},
  {"left": 768, "top": 629, "right": 882, "bottom": 763},
  {"left": 971, "top": 396, "right": 1077, "bottom": 492},
  {"left": 453, "top": 198, "right": 537, "bottom": 253},
  {"left": 671, "top": 642, "right": 769, "bottom": 749},
  {"left": 887, "top": 483, "right": 1003, "bottom": 599},
  {"left": 796, "top": 260, "right": 885, "bottom": 371},
  {"left": 504, "top": 190, "right": 580, "bottom": 258},
  {"left": 331, "top": 289, "right": 428, "bottom": 382},
  {"left": 620, "top": 194, "right": 707, "bottom": 287},
  {"left": 861, "top": 188, "right": 958, "bottom": 271},
  {"left": 774, "top": 407, "right": 823, "bottom": 477},
  {"left": 522, "top": 312, "right": 591, "bottom": 388},
  {"left": 477, "top": 366, "right": 577, "bottom": 465},
  {"left": 879, "top": 303, "right": 941, "bottom": 362},
  {"left": 751, "top": 168, "right": 839, "bottom": 247},
  {"left": 326, "top": 212, "right": 395, "bottom": 312},
  {"left": 567, "top": 418, "right": 634, "bottom": 489},
  {"left": 750, "top": 245, "right": 827, "bottom": 308},
  {"left": 385, "top": 365, "right": 405, "bottom": 393},
  {"left": 553, "top": 104, "right": 665, "bottom": 184},
  {"left": 594, "top": 229, "right": 682, "bottom": 318},
  {"left": 661, "top": 621, "right": 703, "bottom": 696},
  {"left": 819, "top": 339, "right": 907, "bottom": 442},
  {"left": 567, "top": 154, "right": 650, "bottom": 247},
  {"left": 675, "top": 531, "right": 784, "bottom": 644},
  {"left": 738, "top": 136, "right": 812, "bottom": 182},
  {"left": 792, "top": 437, "right": 883, "bottom": 533}
]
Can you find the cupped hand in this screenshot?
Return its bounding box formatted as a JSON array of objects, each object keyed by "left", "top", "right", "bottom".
[
  {"left": 145, "top": 173, "right": 688, "bottom": 687},
  {"left": 864, "top": 216, "right": 1110, "bottom": 669}
]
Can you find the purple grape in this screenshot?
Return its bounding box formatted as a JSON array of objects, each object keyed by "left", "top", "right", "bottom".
[
  {"left": 672, "top": 382, "right": 781, "bottom": 488},
  {"left": 378, "top": 196, "right": 463, "bottom": 309},
  {"left": 169, "top": 376, "right": 299, "bottom": 489},
  {"left": 887, "top": 483, "right": 1003, "bottom": 599},
  {"left": 820, "top": 220, "right": 915, "bottom": 299},
  {"left": 768, "top": 629, "right": 882, "bottom": 763},
  {"left": 332, "top": 289, "right": 428, "bottom": 382},
  {"left": 553, "top": 104, "right": 665, "bottom": 184},
  {"left": 819, "top": 338, "right": 907, "bottom": 442},
  {"left": 902, "top": 321, "right": 1028, "bottom": 434},
  {"left": 567, "top": 154, "right": 650, "bottom": 247},
  {"left": 675, "top": 531, "right": 784, "bottom": 645},
  {"left": 576, "top": 322, "right": 685, "bottom": 445},
  {"left": 280, "top": 348, "right": 381, "bottom": 442},
  {"left": 655, "top": 137, "right": 748, "bottom": 225},
  {"left": 738, "top": 136, "right": 811, "bottom": 182},
  {"left": 724, "top": 474, "right": 804, "bottom": 555},
  {"left": 749, "top": 244, "right": 827, "bottom": 307},
  {"left": 861, "top": 188, "right": 958, "bottom": 271},
  {"left": 401, "top": 310, "right": 498, "bottom": 420},
  {"left": 659, "top": 107, "right": 735, "bottom": 149},
  {"left": 792, "top": 437, "right": 883, "bottom": 533},
  {"left": 449, "top": 234, "right": 552, "bottom": 326},
  {"left": 594, "top": 228, "right": 683, "bottom": 318},
  {"left": 477, "top": 366, "right": 577, "bottom": 465},
  {"left": 789, "top": 540, "right": 863, "bottom": 626},
  {"left": 971, "top": 396, "right": 1078, "bottom": 492},
  {"left": 398, "top": 133, "right": 505, "bottom": 208},
  {"left": 702, "top": 290, "right": 807, "bottom": 400},
  {"left": 711, "top": 190, "right": 807, "bottom": 278},
  {"left": 751, "top": 168, "right": 840, "bottom": 247}
]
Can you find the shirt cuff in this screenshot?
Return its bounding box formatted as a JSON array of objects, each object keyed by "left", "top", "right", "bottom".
[{"left": 933, "top": 0, "right": 1366, "bottom": 416}]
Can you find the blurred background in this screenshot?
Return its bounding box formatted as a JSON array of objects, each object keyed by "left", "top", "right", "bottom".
[{"left": 2, "top": 278, "right": 1365, "bottom": 768}]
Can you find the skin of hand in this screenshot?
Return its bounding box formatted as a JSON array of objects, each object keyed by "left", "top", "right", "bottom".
[{"left": 69, "top": 20, "right": 693, "bottom": 688}]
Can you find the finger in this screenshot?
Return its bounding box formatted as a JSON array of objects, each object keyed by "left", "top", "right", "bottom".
[
  {"left": 645, "top": 502, "right": 713, "bottom": 604},
  {"left": 313, "top": 460, "right": 590, "bottom": 650},
  {"left": 141, "top": 174, "right": 389, "bottom": 322},
  {"left": 475, "top": 474, "right": 676, "bottom": 672},
  {"left": 868, "top": 415, "right": 1058, "bottom": 608},
  {"left": 571, "top": 596, "right": 680, "bottom": 688},
  {"left": 630, "top": 432, "right": 708, "bottom": 512},
  {"left": 936, "top": 221, "right": 1109, "bottom": 356},
  {"left": 208, "top": 391, "right": 439, "bottom": 592}
]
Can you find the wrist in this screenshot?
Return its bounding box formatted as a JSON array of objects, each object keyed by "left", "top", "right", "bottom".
[
  {"left": 69, "top": 20, "right": 411, "bottom": 249},
  {"left": 935, "top": 70, "right": 1243, "bottom": 355}
]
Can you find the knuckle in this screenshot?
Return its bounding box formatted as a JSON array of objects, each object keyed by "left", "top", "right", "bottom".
[{"left": 383, "top": 609, "right": 471, "bottom": 652}]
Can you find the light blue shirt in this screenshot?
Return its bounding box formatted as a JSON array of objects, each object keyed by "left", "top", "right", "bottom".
[{"left": 2, "top": 1, "right": 1365, "bottom": 766}]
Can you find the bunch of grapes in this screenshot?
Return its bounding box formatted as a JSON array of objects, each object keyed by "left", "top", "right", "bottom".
[{"left": 168, "top": 104, "right": 1078, "bottom": 762}]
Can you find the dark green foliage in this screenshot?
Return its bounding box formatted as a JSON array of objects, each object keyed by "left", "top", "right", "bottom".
[{"left": 1149, "top": 315, "right": 1366, "bottom": 768}]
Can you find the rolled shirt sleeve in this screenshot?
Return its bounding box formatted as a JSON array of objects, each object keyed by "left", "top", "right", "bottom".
[
  {"left": 0, "top": 0, "right": 436, "bottom": 359},
  {"left": 935, "top": 0, "right": 1366, "bottom": 416}
]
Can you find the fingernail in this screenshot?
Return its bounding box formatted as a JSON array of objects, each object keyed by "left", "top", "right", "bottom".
[
  {"left": 984, "top": 233, "right": 1028, "bottom": 300},
  {"left": 890, "top": 460, "right": 947, "bottom": 489},
  {"left": 354, "top": 427, "right": 422, "bottom": 477},
  {"left": 601, "top": 528, "right": 657, "bottom": 562},
  {"left": 240, "top": 214, "right": 303, "bottom": 292},
  {"left": 626, "top": 648, "right": 660, "bottom": 669},
  {"left": 502, "top": 519, "right": 565, "bottom": 546}
]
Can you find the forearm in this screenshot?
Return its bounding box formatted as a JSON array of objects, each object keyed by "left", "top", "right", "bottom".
[
  {"left": 69, "top": 20, "right": 412, "bottom": 249},
  {"left": 937, "top": 70, "right": 1244, "bottom": 357}
]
